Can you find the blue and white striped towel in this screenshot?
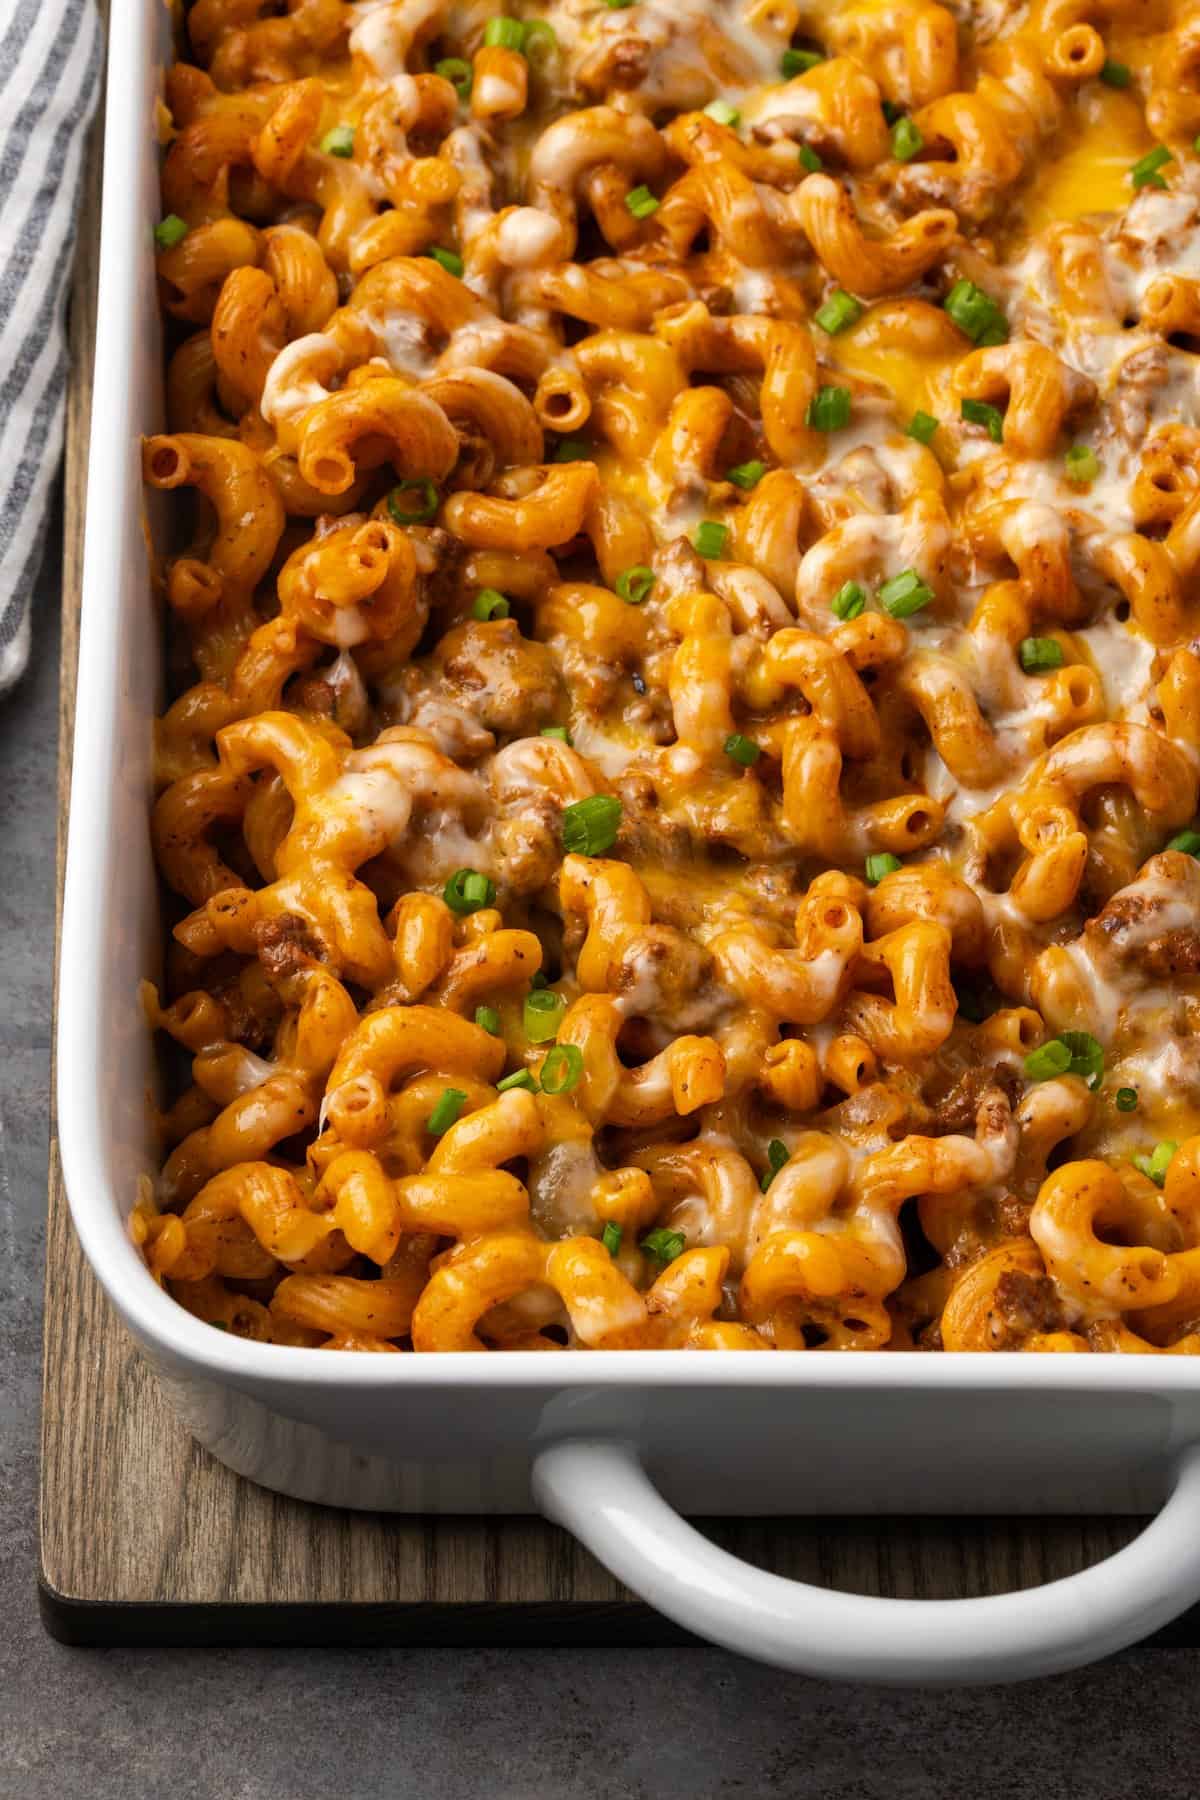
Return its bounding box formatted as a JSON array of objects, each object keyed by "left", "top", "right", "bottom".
[{"left": 0, "top": 0, "right": 102, "bottom": 693}]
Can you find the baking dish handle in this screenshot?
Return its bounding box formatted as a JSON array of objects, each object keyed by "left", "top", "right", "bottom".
[{"left": 533, "top": 1436, "right": 1200, "bottom": 1684}]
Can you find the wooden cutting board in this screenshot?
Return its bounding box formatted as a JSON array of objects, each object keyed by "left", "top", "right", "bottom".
[{"left": 38, "top": 53, "right": 1192, "bottom": 1652}]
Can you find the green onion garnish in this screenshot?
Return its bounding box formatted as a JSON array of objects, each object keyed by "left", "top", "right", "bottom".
[
  {"left": 428, "top": 1088, "right": 467, "bottom": 1135},
  {"left": 890, "top": 116, "right": 923, "bottom": 162},
  {"left": 724, "top": 733, "right": 761, "bottom": 767},
  {"left": 602, "top": 1220, "right": 623, "bottom": 1255},
  {"left": 814, "top": 289, "right": 862, "bottom": 335},
  {"left": 727, "top": 459, "right": 766, "bottom": 489},
  {"left": 640, "top": 1227, "right": 687, "bottom": 1266},
  {"left": 472, "top": 588, "right": 510, "bottom": 620},
  {"left": 524, "top": 989, "right": 567, "bottom": 1043},
  {"left": 552, "top": 436, "right": 592, "bottom": 462},
  {"left": 387, "top": 479, "right": 440, "bottom": 524},
  {"left": 625, "top": 184, "right": 660, "bottom": 219},
  {"left": 798, "top": 144, "right": 824, "bottom": 172},
  {"left": 1100, "top": 59, "right": 1132, "bottom": 87},
  {"left": 806, "top": 385, "right": 851, "bottom": 431},
  {"left": 154, "top": 213, "right": 189, "bottom": 250},
  {"left": 781, "top": 47, "right": 822, "bottom": 76},
  {"left": 1167, "top": 829, "right": 1200, "bottom": 856},
  {"left": 1135, "top": 1140, "right": 1178, "bottom": 1186},
  {"left": 943, "top": 279, "right": 1008, "bottom": 346},
  {"left": 961, "top": 397, "right": 1005, "bottom": 443},
  {"left": 907, "top": 410, "right": 938, "bottom": 445},
  {"left": 879, "top": 568, "right": 933, "bottom": 618},
  {"left": 474, "top": 1005, "right": 500, "bottom": 1034},
  {"left": 1025, "top": 1031, "right": 1104, "bottom": 1089},
  {"left": 428, "top": 245, "right": 463, "bottom": 277},
  {"left": 1064, "top": 444, "right": 1100, "bottom": 485},
  {"left": 1131, "top": 144, "right": 1173, "bottom": 189},
  {"left": 693, "top": 520, "right": 728, "bottom": 558},
  {"left": 831, "top": 580, "right": 866, "bottom": 621},
  {"left": 865, "top": 852, "right": 901, "bottom": 885},
  {"left": 497, "top": 1068, "right": 538, "bottom": 1092},
  {"left": 443, "top": 868, "right": 496, "bottom": 915},
  {"left": 541, "top": 724, "right": 572, "bottom": 743},
  {"left": 704, "top": 99, "right": 740, "bottom": 127},
  {"left": 1116, "top": 1087, "right": 1138, "bottom": 1112},
  {"left": 562, "top": 794, "right": 622, "bottom": 855},
  {"left": 435, "top": 56, "right": 473, "bottom": 97},
  {"left": 320, "top": 125, "right": 355, "bottom": 158},
  {"left": 485, "top": 15, "right": 525, "bottom": 47},
  {"left": 540, "top": 1042, "right": 584, "bottom": 1093},
  {"left": 1019, "top": 637, "right": 1064, "bottom": 673},
  {"left": 615, "top": 565, "right": 655, "bottom": 604}
]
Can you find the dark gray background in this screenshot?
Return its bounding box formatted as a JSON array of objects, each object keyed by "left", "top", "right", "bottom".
[{"left": 1, "top": 510, "right": 1195, "bottom": 1798}]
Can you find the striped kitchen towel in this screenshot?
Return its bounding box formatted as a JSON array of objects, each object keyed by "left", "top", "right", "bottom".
[{"left": 0, "top": 0, "right": 102, "bottom": 693}]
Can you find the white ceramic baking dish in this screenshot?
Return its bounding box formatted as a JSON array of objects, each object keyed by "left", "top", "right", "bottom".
[{"left": 57, "top": 0, "right": 1200, "bottom": 1684}]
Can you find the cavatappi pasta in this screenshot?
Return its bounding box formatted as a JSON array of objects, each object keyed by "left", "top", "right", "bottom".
[{"left": 137, "top": 0, "right": 1200, "bottom": 1353}]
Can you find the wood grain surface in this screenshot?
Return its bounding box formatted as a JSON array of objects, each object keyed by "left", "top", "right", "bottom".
[{"left": 38, "top": 55, "right": 1188, "bottom": 1652}]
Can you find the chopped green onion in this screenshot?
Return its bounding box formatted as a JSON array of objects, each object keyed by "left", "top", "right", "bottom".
[
  {"left": 541, "top": 724, "right": 572, "bottom": 743},
  {"left": 865, "top": 852, "right": 901, "bottom": 885},
  {"left": 831, "top": 579, "right": 866, "bottom": 621},
  {"left": 1100, "top": 58, "right": 1132, "bottom": 87},
  {"left": 154, "top": 213, "right": 189, "bottom": 250},
  {"left": 1026, "top": 1031, "right": 1105, "bottom": 1088},
  {"left": 814, "top": 289, "right": 862, "bottom": 335},
  {"left": 602, "top": 1220, "right": 623, "bottom": 1256},
  {"left": 798, "top": 143, "right": 824, "bottom": 172},
  {"left": 781, "top": 47, "right": 823, "bottom": 77},
  {"left": 881, "top": 99, "right": 902, "bottom": 125},
  {"left": 625, "top": 184, "right": 660, "bottom": 219},
  {"left": 693, "top": 520, "right": 728, "bottom": 558},
  {"left": 1131, "top": 144, "right": 1173, "bottom": 189},
  {"left": 1058, "top": 1030, "right": 1105, "bottom": 1090},
  {"left": 640, "top": 1227, "right": 687, "bottom": 1266},
  {"left": 1195, "top": 133, "right": 1200, "bottom": 153},
  {"left": 1167, "top": 829, "right": 1200, "bottom": 856},
  {"left": 943, "top": 279, "right": 1008, "bottom": 346},
  {"left": 562, "top": 794, "right": 622, "bottom": 855},
  {"left": 616, "top": 564, "right": 656, "bottom": 604},
  {"left": 428, "top": 245, "right": 463, "bottom": 277},
  {"left": 760, "top": 1137, "right": 791, "bottom": 1191},
  {"left": 472, "top": 588, "right": 510, "bottom": 620},
  {"left": 606, "top": 0, "right": 635, "bottom": 8},
  {"left": 521, "top": 19, "right": 557, "bottom": 59},
  {"left": 890, "top": 116, "right": 923, "bottom": 162},
  {"left": 524, "top": 988, "right": 567, "bottom": 1043},
  {"left": 1024, "top": 1039, "right": 1073, "bottom": 1080},
  {"left": 320, "top": 125, "right": 355, "bottom": 158},
  {"left": 443, "top": 867, "right": 496, "bottom": 915},
  {"left": 961, "top": 396, "right": 1005, "bottom": 443},
  {"left": 552, "top": 436, "right": 592, "bottom": 462},
  {"left": 1136, "top": 1140, "right": 1178, "bottom": 1186},
  {"left": 704, "top": 99, "right": 741, "bottom": 127},
  {"left": 387, "top": 479, "right": 440, "bottom": 524},
  {"left": 497, "top": 1068, "right": 538, "bottom": 1092},
  {"left": 1019, "top": 636, "right": 1064, "bottom": 673},
  {"left": 726, "top": 459, "right": 766, "bottom": 489},
  {"left": 435, "top": 56, "right": 473, "bottom": 97},
  {"left": 1064, "top": 444, "right": 1100, "bottom": 485},
  {"left": 540, "top": 1043, "right": 584, "bottom": 1093},
  {"left": 879, "top": 568, "right": 933, "bottom": 618},
  {"left": 907, "top": 410, "right": 938, "bottom": 445},
  {"left": 806, "top": 385, "right": 851, "bottom": 431},
  {"left": 724, "top": 732, "right": 761, "bottom": 766},
  {"left": 474, "top": 1005, "right": 500, "bottom": 1034},
  {"left": 1116, "top": 1087, "right": 1138, "bottom": 1112},
  {"left": 531, "top": 970, "right": 549, "bottom": 989},
  {"left": 484, "top": 15, "right": 525, "bottom": 48},
  {"left": 428, "top": 1088, "right": 467, "bottom": 1135}
]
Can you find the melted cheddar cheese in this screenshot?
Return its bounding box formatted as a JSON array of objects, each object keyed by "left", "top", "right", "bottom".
[{"left": 137, "top": 0, "right": 1200, "bottom": 1355}]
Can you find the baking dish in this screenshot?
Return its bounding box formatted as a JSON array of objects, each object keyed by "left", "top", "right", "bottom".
[{"left": 56, "top": 0, "right": 1200, "bottom": 1684}]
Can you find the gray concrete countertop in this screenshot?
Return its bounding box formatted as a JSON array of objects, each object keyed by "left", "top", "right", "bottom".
[{"left": 2, "top": 519, "right": 1197, "bottom": 1799}]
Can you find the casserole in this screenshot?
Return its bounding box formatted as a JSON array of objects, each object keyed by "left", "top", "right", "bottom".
[{"left": 58, "top": 0, "right": 1200, "bottom": 1682}]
